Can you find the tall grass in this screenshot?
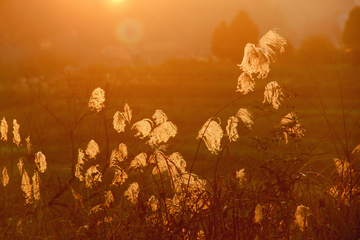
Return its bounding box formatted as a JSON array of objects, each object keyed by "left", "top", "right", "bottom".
[{"left": 0, "top": 30, "right": 359, "bottom": 239}]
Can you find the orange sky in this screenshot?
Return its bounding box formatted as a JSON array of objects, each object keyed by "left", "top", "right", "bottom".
[{"left": 0, "top": 0, "right": 358, "bottom": 67}]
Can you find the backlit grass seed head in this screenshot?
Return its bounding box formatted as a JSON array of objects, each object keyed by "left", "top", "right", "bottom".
[
  {"left": 235, "top": 168, "right": 247, "bottom": 184},
  {"left": 153, "top": 109, "right": 168, "bottom": 125},
  {"left": 113, "top": 111, "right": 126, "bottom": 133},
  {"left": 129, "top": 153, "right": 147, "bottom": 170},
  {"left": 147, "top": 121, "right": 177, "bottom": 147},
  {"left": 197, "top": 117, "right": 223, "bottom": 155},
  {"left": 13, "top": 119, "right": 21, "bottom": 146},
  {"left": 124, "top": 182, "right": 139, "bottom": 205},
  {"left": 89, "top": 204, "right": 103, "bottom": 214},
  {"left": 254, "top": 204, "right": 263, "bottom": 223},
  {"left": 75, "top": 149, "right": 85, "bottom": 181},
  {"left": 226, "top": 116, "right": 239, "bottom": 142},
  {"left": 258, "top": 29, "right": 287, "bottom": 62},
  {"left": 123, "top": 103, "right": 132, "bottom": 123},
  {"left": 236, "top": 72, "right": 256, "bottom": 95},
  {"left": 333, "top": 158, "right": 350, "bottom": 177},
  {"left": 18, "top": 158, "right": 24, "bottom": 175},
  {"left": 239, "top": 43, "right": 270, "bottom": 79},
  {"left": 85, "top": 140, "right": 100, "bottom": 158},
  {"left": 88, "top": 87, "right": 105, "bottom": 112},
  {"left": 35, "top": 151, "right": 47, "bottom": 173},
  {"left": 264, "top": 81, "right": 284, "bottom": 109},
  {"left": 25, "top": 136, "right": 31, "bottom": 154},
  {"left": 21, "top": 170, "right": 33, "bottom": 204},
  {"left": 294, "top": 205, "right": 311, "bottom": 231},
  {"left": 132, "top": 118, "right": 153, "bottom": 139},
  {"left": 104, "top": 190, "right": 114, "bottom": 207},
  {"left": 32, "top": 170, "right": 40, "bottom": 201},
  {"left": 280, "top": 112, "right": 305, "bottom": 144},
  {"left": 1, "top": 117, "right": 8, "bottom": 141},
  {"left": 2, "top": 166, "right": 9, "bottom": 186},
  {"left": 112, "top": 168, "right": 128, "bottom": 186},
  {"left": 85, "top": 165, "right": 102, "bottom": 188},
  {"left": 235, "top": 108, "right": 254, "bottom": 129},
  {"left": 148, "top": 195, "right": 159, "bottom": 211}
]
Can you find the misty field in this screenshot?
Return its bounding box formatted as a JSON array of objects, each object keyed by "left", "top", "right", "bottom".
[{"left": 1, "top": 32, "right": 360, "bottom": 239}]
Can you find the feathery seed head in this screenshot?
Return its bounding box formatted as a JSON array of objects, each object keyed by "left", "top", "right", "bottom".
[
  {"left": 1, "top": 117, "right": 8, "bottom": 141},
  {"left": 104, "top": 190, "right": 114, "bottom": 207},
  {"left": 35, "top": 151, "right": 47, "bottom": 173},
  {"left": 21, "top": 170, "right": 33, "bottom": 204},
  {"left": 235, "top": 108, "right": 254, "bottom": 129},
  {"left": 226, "top": 116, "right": 239, "bottom": 142},
  {"left": 85, "top": 140, "right": 100, "bottom": 158},
  {"left": 124, "top": 182, "right": 139, "bottom": 205},
  {"left": 1, "top": 166, "right": 9, "bottom": 186},
  {"left": 254, "top": 204, "right": 263, "bottom": 223},
  {"left": 153, "top": 110, "right": 168, "bottom": 125},
  {"left": 294, "top": 205, "right": 311, "bottom": 231},
  {"left": 13, "top": 119, "right": 21, "bottom": 146},
  {"left": 112, "top": 168, "right": 128, "bottom": 186},
  {"left": 236, "top": 72, "right": 256, "bottom": 95},
  {"left": 88, "top": 87, "right": 105, "bottom": 112},
  {"left": 132, "top": 118, "right": 153, "bottom": 139},
  {"left": 32, "top": 170, "right": 40, "bottom": 201},
  {"left": 25, "top": 136, "right": 31, "bottom": 154},
  {"left": 263, "top": 81, "right": 284, "bottom": 109},
  {"left": 84, "top": 165, "right": 102, "bottom": 188},
  {"left": 197, "top": 117, "right": 223, "bottom": 155},
  {"left": 147, "top": 121, "right": 177, "bottom": 147},
  {"left": 129, "top": 153, "right": 147, "bottom": 170}
]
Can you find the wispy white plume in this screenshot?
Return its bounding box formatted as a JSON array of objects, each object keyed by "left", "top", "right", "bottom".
[
  {"left": 1, "top": 117, "right": 8, "bottom": 141},
  {"left": 258, "top": 29, "right": 287, "bottom": 63},
  {"left": 147, "top": 121, "right": 177, "bottom": 147},
  {"left": 104, "top": 190, "right": 114, "bottom": 208},
  {"left": 124, "top": 182, "right": 139, "bottom": 205},
  {"left": 226, "top": 116, "right": 239, "bottom": 142},
  {"left": 153, "top": 110, "right": 168, "bottom": 125},
  {"left": 236, "top": 72, "right": 256, "bottom": 95},
  {"left": 85, "top": 140, "right": 100, "bottom": 159},
  {"left": 112, "top": 168, "right": 128, "bottom": 186},
  {"left": 129, "top": 153, "right": 147, "bottom": 170},
  {"left": 32, "top": 170, "right": 40, "bottom": 201},
  {"left": 21, "top": 170, "right": 33, "bottom": 204},
  {"left": 1, "top": 166, "right": 9, "bottom": 186},
  {"left": 132, "top": 119, "right": 153, "bottom": 139},
  {"left": 280, "top": 112, "right": 305, "bottom": 144},
  {"left": 113, "top": 111, "right": 126, "bottom": 133},
  {"left": 85, "top": 165, "right": 102, "bottom": 188},
  {"left": 239, "top": 43, "right": 270, "bottom": 79},
  {"left": 197, "top": 118, "right": 223, "bottom": 155},
  {"left": 294, "top": 205, "right": 311, "bottom": 231},
  {"left": 235, "top": 108, "right": 254, "bottom": 129},
  {"left": 75, "top": 149, "right": 85, "bottom": 181},
  {"left": 25, "top": 136, "right": 31, "bottom": 154},
  {"left": 35, "top": 151, "right": 47, "bottom": 173},
  {"left": 17, "top": 158, "right": 24, "bottom": 176},
  {"left": 88, "top": 87, "right": 105, "bottom": 112},
  {"left": 263, "top": 81, "right": 284, "bottom": 109},
  {"left": 13, "top": 119, "right": 21, "bottom": 146}
]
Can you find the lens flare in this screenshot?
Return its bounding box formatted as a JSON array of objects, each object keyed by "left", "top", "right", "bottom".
[{"left": 115, "top": 19, "right": 143, "bottom": 44}]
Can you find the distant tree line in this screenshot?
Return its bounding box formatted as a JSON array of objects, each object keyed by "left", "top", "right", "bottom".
[{"left": 211, "top": 7, "right": 360, "bottom": 64}]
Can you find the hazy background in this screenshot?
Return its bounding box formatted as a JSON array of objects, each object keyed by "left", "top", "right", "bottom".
[{"left": 0, "top": 0, "right": 359, "bottom": 67}]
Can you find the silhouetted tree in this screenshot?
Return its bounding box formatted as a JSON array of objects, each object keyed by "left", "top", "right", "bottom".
[
  {"left": 342, "top": 6, "right": 360, "bottom": 63},
  {"left": 210, "top": 21, "right": 229, "bottom": 60},
  {"left": 298, "top": 35, "right": 337, "bottom": 64},
  {"left": 211, "top": 10, "right": 258, "bottom": 62}
]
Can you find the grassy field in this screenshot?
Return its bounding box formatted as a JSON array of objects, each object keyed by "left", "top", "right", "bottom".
[{"left": 0, "top": 56, "right": 360, "bottom": 239}]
